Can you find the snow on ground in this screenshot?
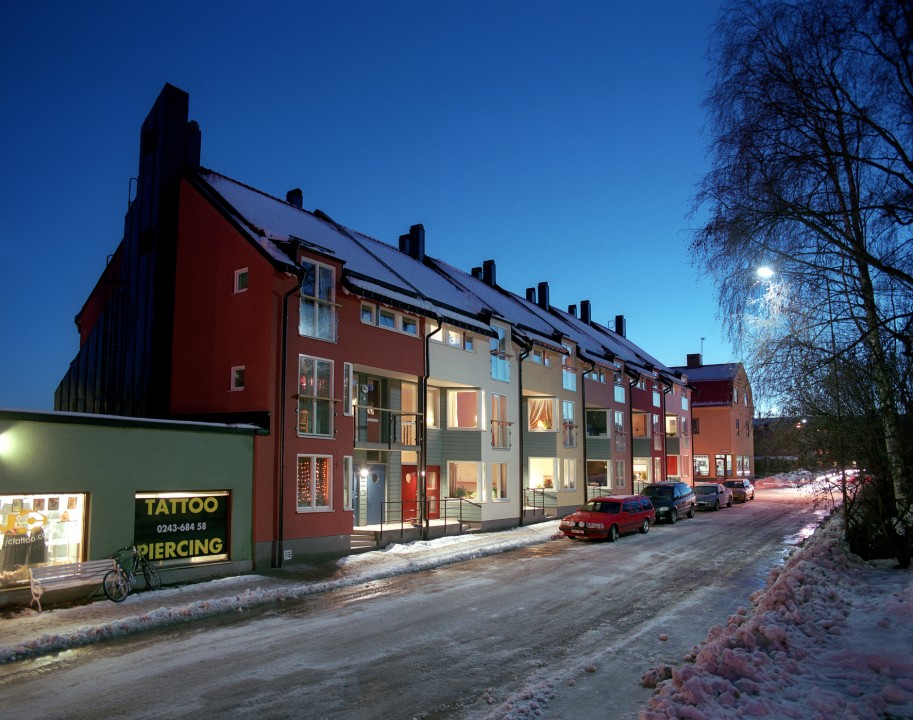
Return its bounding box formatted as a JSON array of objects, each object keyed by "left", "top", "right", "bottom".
[{"left": 1, "top": 472, "right": 911, "bottom": 720}]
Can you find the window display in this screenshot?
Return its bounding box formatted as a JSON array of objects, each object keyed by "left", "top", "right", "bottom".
[{"left": 0, "top": 493, "right": 86, "bottom": 587}]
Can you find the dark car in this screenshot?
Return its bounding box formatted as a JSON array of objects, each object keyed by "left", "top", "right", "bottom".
[
  {"left": 694, "top": 482, "right": 733, "bottom": 511},
  {"left": 559, "top": 495, "right": 655, "bottom": 542},
  {"left": 642, "top": 481, "right": 696, "bottom": 524},
  {"left": 724, "top": 478, "right": 755, "bottom": 502}
]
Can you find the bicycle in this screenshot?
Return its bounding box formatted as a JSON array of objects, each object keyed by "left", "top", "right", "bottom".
[{"left": 103, "top": 545, "right": 162, "bottom": 602}]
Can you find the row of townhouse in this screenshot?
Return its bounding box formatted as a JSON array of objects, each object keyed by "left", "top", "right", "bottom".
[{"left": 54, "top": 84, "right": 694, "bottom": 571}]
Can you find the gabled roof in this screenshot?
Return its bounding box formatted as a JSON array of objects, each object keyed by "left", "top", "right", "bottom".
[
  {"left": 195, "top": 169, "right": 494, "bottom": 336},
  {"left": 191, "top": 167, "right": 681, "bottom": 377},
  {"left": 670, "top": 362, "right": 742, "bottom": 383}
]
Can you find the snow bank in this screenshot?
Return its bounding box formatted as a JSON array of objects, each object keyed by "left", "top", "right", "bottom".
[{"left": 639, "top": 510, "right": 913, "bottom": 720}]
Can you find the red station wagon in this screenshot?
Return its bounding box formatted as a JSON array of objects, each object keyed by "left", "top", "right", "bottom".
[{"left": 559, "top": 495, "right": 656, "bottom": 542}]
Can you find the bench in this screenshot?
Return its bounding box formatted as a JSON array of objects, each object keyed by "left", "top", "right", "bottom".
[{"left": 29, "top": 559, "right": 118, "bottom": 612}]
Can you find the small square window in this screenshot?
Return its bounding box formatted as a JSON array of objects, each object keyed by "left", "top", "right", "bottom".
[
  {"left": 379, "top": 309, "right": 396, "bottom": 329},
  {"left": 401, "top": 317, "right": 418, "bottom": 335},
  {"left": 464, "top": 335, "right": 474, "bottom": 352},
  {"left": 231, "top": 366, "right": 245, "bottom": 391},
  {"left": 234, "top": 269, "right": 249, "bottom": 293},
  {"left": 361, "top": 303, "right": 375, "bottom": 324}
]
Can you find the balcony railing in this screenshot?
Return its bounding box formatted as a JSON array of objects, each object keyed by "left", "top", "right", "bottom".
[{"left": 352, "top": 404, "right": 421, "bottom": 449}]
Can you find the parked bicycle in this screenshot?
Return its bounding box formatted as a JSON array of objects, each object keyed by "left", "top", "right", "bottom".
[{"left": 103, "top": 545, "right": 162, "bottom": 602}]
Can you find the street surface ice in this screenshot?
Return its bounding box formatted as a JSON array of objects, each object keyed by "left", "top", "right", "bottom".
[{"left": 0, "top": 473, "right": 910, "bottom": 720}]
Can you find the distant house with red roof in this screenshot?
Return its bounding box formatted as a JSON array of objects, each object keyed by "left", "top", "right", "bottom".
[{"left": 672, "top": 355, "right": 755, "bottom": 482}]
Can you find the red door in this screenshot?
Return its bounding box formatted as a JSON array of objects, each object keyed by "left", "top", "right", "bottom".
[
  {"left": 402, "top": 468, "right": 418, "bottom": 522},
  {"left": 402, "top": 465, "right": 441, "bottom": 521}
]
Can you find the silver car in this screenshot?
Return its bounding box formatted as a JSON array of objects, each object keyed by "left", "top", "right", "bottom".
[
  {"left": 694, "top": 483, "right": 733, "bottom": 511},
  {"left": 723, "top": 478, "right": 755, "bottom": 502}
]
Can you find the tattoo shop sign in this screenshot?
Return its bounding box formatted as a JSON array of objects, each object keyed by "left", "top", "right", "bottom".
[{"left": 134, "top": 492, "right": 229, "bottom": 562}]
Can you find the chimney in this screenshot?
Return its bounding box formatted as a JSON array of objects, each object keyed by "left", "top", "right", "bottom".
[
  {"left": 286, "top": 188, "right": 303, "bottom": 209},
  {"left": 471, "top": 266, "right": 483, "bottom": 279},
  {"left": 687, "top": 353, "right": 703, "bottom": 369},
  {"left": 537, "top": 281, "right": 550, "bottom": 310},
  {"left": 567, "top": 304, "right": 577, "bottom": 318},
  {"left": 526, "top": 287, "right": 537, "bottom": 303},
  {"left": 398, "top": 224, "right": 425, "bottom": 261},
  {"left": 482, "top": 259, "right": 496, "bottom": 287},
  {"left": 614, "top": 314, "right": 626, "bottom": 337},
  {"left": 580, "top": 300, "right": 591, "bottom": 324}
]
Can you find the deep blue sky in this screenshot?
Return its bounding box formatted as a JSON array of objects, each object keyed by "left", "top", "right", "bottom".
[{"left": 1, "top": 1, "right": 728, "bottom": 411}]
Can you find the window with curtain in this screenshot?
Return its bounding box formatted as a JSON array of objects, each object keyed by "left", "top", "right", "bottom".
[
  {"left": 528, "top": 397, "right": 554, "bottom": 431},
  {"left": 297, "top": 455, "right": 331, "bottom": 511}
]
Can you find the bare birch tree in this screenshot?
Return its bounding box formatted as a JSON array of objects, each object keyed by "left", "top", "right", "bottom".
[{"left": 692, "top": 0, "right": 913, "bottom": 563}]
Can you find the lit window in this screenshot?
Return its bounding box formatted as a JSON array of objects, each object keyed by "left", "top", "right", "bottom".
[
  {"left": 230, "top": 366, "right": 245, "bottom": 391},
  {"left": 448, "top": 390, "right": 479, "bottom": 429},
  {"left": 491, "top": 393, "right": 510, "bottom": 448},
  {"left": 297, "top": 455, "right": 331, "bottom": 511},
  {"left": 448, "top": 461, "right": 479, "bottom": 499},
  {"left": 562, "top": 458, "right": 576, "bottom": 490},
  {"left": 528, "top": 398, "right": 555, "bottom": 431},
  {"left": 491, "top": 463, "right": 509, "bottom": 500},
  {"left": 426, "top": 387, "right": 440, "bottom": 429},
  {"left": 586, "top": 460, "right": 608, "bottom": 487},
  {"left": 529, "top": 457, "right": 557, "bottom": 489},
  {"left": 298, "top": 355, "right": 333, "bottom": 436},
  {"left": 299, "top": 260, "right": 336, "bottom": 341}
]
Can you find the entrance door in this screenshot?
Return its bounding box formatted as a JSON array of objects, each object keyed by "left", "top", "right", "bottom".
[
  {"left": 366, "top": 464, "right": 386, "bottom": 525},
  {"left": 359, "top": 378, "right": 382, "bottom": 443},
  {"left": 402, "top": 467, "right": 419, "bottom": 522}
]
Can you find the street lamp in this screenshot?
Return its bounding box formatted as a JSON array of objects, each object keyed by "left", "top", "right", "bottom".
[{"left": 757, "top": 266, "right": 775, "bottom": 280}]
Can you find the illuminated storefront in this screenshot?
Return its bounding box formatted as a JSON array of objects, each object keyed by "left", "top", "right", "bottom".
[{"left": 0, "top": 493, "right": 87, "bottom": 588}]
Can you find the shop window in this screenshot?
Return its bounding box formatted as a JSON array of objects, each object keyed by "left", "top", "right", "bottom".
[
  {"left": 0, "top": 493, "right": 87, "bottom": 587},
  {"left": 297, "top": 455, "right": 331, "bottom": 511},
  {"left": 694, "top": 455, "right": 710, "bottom": 477}
]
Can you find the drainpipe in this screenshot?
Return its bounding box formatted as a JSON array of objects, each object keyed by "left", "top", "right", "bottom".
[
  {"left": 628, "top": 371, "right": 638, "bottom": 493},
  {"left": 515, "top": 334, "right": 533, "bottom": 526},
  {"left": 275, "top": 258, "right": 306, "bottom": 569},
  {"left": 421, "top": 314, "right": 443, "bottom": 540},
  {"left": 581, "top": 357, "right": 595, "bottom": 503}
]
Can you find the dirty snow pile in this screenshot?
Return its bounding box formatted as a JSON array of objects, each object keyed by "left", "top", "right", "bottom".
[{"left": 640, "top": 510, "right": 913, "bottom": 720}]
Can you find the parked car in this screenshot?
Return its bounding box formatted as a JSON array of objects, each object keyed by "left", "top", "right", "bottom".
[
  {"left": 559, "top": 495, "right": 655, "bottom": 541},
  {"left": 694, "top": 483, "right": 733, "bottom": 511},
  {"left": 723, "top": 478, "right": 756, "bottom": 502},
  {"left": 642, "top": 481, "right": 696, "bottom": 524}
]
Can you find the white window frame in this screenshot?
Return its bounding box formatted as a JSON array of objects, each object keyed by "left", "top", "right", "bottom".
[
  {"left": 299, "top": 260, "right": 336, "bottom": 341},
  {"left": 562, "top": 344, "right": 576, "bottom": 391},
  {"left": 296, "top": 454, "right": 332, "bottom": 512},
  {"left": 490, "top": 392, "right": 510, "bottom": 449},
  {"left": 233, "top": 268, "right": 249, "bottom": 294},
  {"left": 230, "top": 366, "right": 245, "bottom": 391},
  {"left": 426, "top": 387, "right": 440, "bottom": 429},
  {"left": 297, "top": 355, "right": 334, "bottom": 437},
  {"left": 447, "top": 389, "right": 480, "bottom": 429},
  {"left": 490, "top": 326, "right": 510, "bottom": 382},
  {"left": 528, "top": 457, "right": 557, "bottom": 490},
  {"left": 343, "top": 362, "right": 355, "bottom": 416},
  {"left": 614, "top": 459, "right": 626, "bottom": 488},
  {"left": 343, "top": 456, "right": 354, "bottom": 510},
  {"left": 448, "top": 461, "right": 481, "bottom": 500},
  {"left": 562, "top": 458, "right": 576, "bottom": 491},
  {"left": 491, "top": 462, "right": 509, "bottom": 501},
  {"left": 562, "top": 400, "right": 577, "bottom": 448},
  {"left": 528, "top": 397, "right": 556, "bottom": 432}
]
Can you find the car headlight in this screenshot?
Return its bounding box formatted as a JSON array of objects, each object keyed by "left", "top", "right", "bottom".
[{"left": 560, "top": 519, "right": 574, "bottom": 527}]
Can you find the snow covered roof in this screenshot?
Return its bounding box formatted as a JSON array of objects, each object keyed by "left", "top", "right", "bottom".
[{"left": 193, "top": 168, "right": 680, "bottom": 375}]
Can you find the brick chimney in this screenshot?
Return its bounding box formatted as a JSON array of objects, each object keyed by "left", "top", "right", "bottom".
[
  {"left": 482, "top": 259, "right": 496, "bottom": 287},
  {"left": 687, "top": 353, "right": 703, "bottom": 368}
]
